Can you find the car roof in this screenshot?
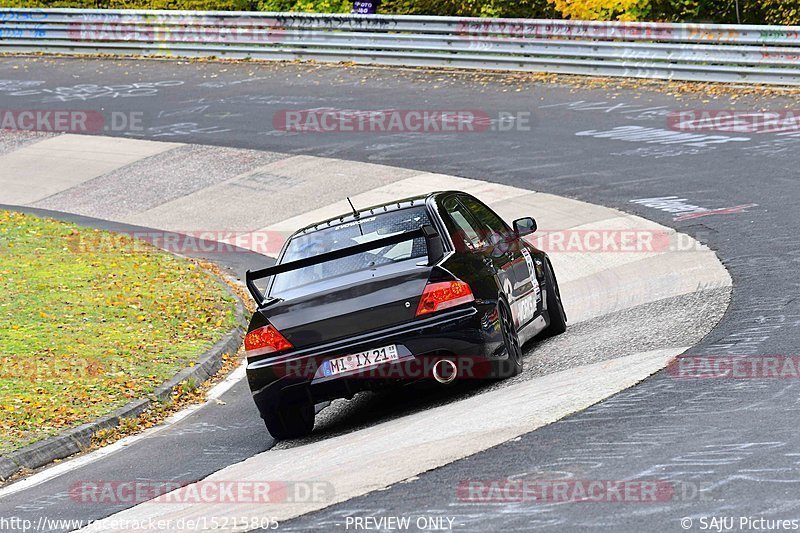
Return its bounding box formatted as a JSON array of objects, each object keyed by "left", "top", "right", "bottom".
[{"left": 294, "top": 192, "right": 442, "bottom": 235}]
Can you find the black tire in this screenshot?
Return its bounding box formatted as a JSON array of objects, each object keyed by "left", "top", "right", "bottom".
[
  {"left": 493, "top": 300, "right": 523, "bottom": 379},
  {"left": 541, "top": 259, "right": 567, "bottom": 338},
  {"left": 263, "top": 400, "right": 315, "bottom": 440}
]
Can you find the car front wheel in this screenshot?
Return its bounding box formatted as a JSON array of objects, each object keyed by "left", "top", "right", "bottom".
[
  {"left": 492, "top": 299, "right": 523, "bottom": 378},
  {"left": 541, "top": 259, "right": 567, "bottom": 338}
]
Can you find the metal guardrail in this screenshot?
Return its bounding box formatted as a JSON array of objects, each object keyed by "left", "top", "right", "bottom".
[{"left": 1, "top": 9, "right": 799, "bottom": 85}]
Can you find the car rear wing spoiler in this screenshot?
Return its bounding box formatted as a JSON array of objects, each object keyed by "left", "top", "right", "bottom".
[{"left": 245, "top": 224, "right": 444, "bottom": 306}]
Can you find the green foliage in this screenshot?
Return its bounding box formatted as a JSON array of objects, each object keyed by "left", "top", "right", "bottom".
[
  {"left": 0, "top": 0, "right": 795, "bottom": 25},
  {"left": 632, "top": 0, "right": 800, "bottom": 23},
  {"left": 0, "top": 0, "right": 257, "bottom": 8},
  {"left": 100, "top": 0, "right": 256, "bottom": 9},
  {"left": 378, "top": 0, "right": 558, "bottom": 18},
  {"left": 180, "top": 376, "right": 199, "bottom": 394},
  {"left": 747, "top": 0, "right": 799, "bottom": 25},
  {"left": 649, "top": 0, "right": 701, "bottom": 21},
  {"left": 256, "top": 0, "right": 351, "bottom": 12},
  {"left": 381, "top": 0, "right": 796, "bottom": 22}
]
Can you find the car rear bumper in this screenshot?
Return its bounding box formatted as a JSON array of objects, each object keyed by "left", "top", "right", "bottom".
[{"left": 246, "top": 304, "right": 502, "bottom": 414}]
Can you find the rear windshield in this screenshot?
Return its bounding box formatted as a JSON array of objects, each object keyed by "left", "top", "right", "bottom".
[{"left": 269, "top": 206, "right": 432, "bottom": 296}]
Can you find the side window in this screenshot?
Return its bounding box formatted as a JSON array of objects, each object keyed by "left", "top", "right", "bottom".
[
  {"left": 460, "top": 195, "right": 511, "bottom": 257},
  {"left": 460, "top": 195, "right": 509, "bottom": 235},
  {"left": 443, "top": 196, "right": 485, "bottom": 251}
]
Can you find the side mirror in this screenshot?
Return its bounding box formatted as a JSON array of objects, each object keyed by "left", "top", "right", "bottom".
[{"left": 513, "top": 217, "right": 537, "bottom": 237}]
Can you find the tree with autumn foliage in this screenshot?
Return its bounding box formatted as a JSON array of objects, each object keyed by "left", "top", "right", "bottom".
[
  {"left": 547, "top": 0, "right": 649, "bottom": 21},
  {"left": 1, "top": 0, "right": 797, "bottom": 24},
  {"left": 544, "top": 0, "right": 798, "bottom": 23}
]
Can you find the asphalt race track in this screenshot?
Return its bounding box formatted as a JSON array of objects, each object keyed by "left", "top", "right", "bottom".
[
  {"left": 0, "top": 136, "right": 729, "bottom": 533},
  {"left": 1, "top": 57, "right": 799, "bottom": 532}
]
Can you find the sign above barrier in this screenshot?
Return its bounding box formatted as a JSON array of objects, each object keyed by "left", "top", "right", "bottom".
[{"left": 351, "top": 1, "right": 379, "bottom": 15}]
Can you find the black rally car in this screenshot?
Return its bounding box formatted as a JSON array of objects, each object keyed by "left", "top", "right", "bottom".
[{"left": 244, "top": 191, "right": 567, "bottom": 439}]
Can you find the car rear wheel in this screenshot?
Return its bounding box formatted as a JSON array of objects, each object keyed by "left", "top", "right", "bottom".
[
  {"left": 493, "top": 300, "right": 523, "bottom": 378},
  {"left": 541, "top": 259, "right": 567, "bottom": 338},
  {"left": 263, "top": 400, "right": 315, "bottom": 440}
]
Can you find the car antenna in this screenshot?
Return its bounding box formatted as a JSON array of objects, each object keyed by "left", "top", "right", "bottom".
[
  {"left": 346, "top": 196, "right": 364, "bottom": 236},
  {"left": 347, "top": 196, "right": 360, "bottom": 219}
]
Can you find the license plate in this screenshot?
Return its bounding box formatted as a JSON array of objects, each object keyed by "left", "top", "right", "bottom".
[{"left": 322, "top": 344, "right": 399, "bottom": 377}]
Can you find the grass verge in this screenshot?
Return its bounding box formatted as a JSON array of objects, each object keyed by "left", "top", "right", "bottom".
[{"left": 0, "top": 210, "right": 237, "bottom": 454}]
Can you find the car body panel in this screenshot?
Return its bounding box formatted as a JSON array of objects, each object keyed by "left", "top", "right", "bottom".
[{"left": 244, "top": 191, "right": 562, "bottom": 428}]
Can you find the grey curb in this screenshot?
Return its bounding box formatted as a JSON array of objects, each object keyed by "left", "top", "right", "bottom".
[{"left": 0, "top": 280, "right": 248, "bottom": 482}]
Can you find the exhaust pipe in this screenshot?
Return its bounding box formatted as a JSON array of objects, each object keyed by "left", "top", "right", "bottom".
[{"left": 432, "top": 359, "right": 457, "bottom": 385}]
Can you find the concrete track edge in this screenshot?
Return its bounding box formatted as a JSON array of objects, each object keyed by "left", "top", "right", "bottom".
[{"left": 0, "top": 133, "right": 730, "bottom": 530}]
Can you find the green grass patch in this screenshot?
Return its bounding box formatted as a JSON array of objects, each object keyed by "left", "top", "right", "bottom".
[{"left": 0, "top": 210, "right": 236, "bottom": 454}]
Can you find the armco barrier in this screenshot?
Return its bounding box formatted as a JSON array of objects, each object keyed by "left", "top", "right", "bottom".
[{"left": 1, "top": 9, "right": 799, "bottom": 85}]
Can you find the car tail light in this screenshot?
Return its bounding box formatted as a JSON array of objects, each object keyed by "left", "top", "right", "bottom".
[
  {"left": 244, "top": 324, "right": 293, "bottom": 357},
  {"left": 416, "top": 280, "right": 475, "bottom": 317}
]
